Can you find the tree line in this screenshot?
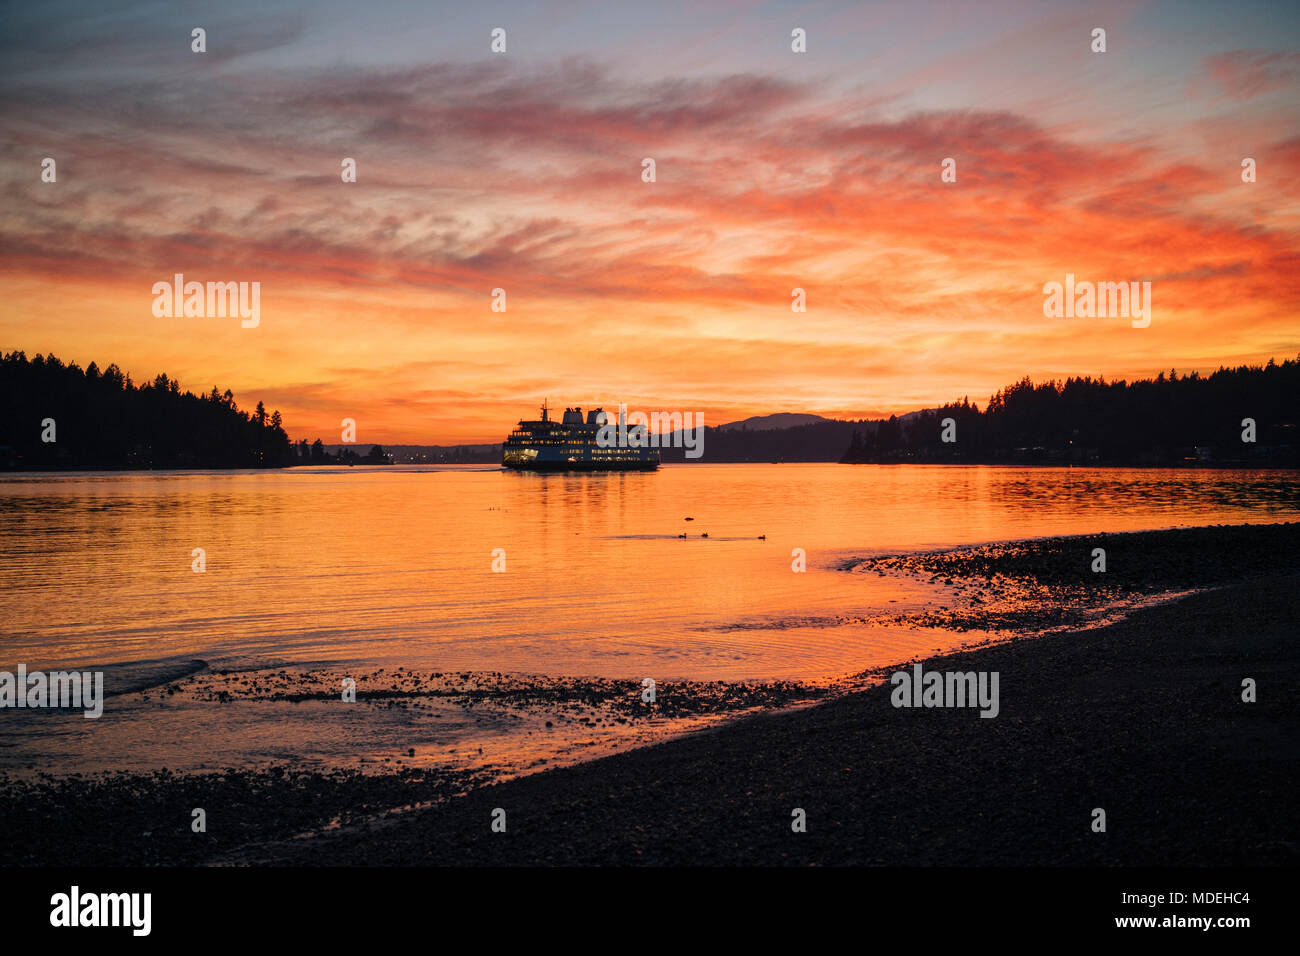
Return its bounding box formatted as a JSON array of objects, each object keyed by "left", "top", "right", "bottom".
[
  {"left": 841, "top": 357, "right": 1299, "bottom": 464},
  {"left": 1, "top": 350, "right": 295, "bottom": 469},
  {"left": 289, "top": 440, "right": 392, "bottom": 465},
  {"left": 6, "top": 348, "right": 1293, "bottom": 469}
]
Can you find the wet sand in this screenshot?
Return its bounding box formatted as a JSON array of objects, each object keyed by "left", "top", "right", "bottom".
[{"left": 3, "top": 522, "right": 1296, "bottom": 866}]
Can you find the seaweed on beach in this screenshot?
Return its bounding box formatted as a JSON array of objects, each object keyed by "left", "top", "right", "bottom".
[
  {"left": 842, "top": 521, "right": 1300, "bottom": 634},
  {"left": 173, "top": 669, "right": 831, "bottom": 721},
  {"left": 0, "top": 674, "right": 833, "bottom": 865}
]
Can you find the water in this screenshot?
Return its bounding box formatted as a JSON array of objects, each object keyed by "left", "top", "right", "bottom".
[{"left": 2, "top": 463, "right": 1297, "bottom": 776}]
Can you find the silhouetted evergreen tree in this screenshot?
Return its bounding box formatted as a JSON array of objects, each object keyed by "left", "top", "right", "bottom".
[{"left": 0, "top": 351, "right": 293, "bottom": 469}]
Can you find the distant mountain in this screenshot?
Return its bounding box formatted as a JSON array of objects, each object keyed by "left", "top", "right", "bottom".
[
  {"left": 716, "top": 413, "right": 831, "bottom": 432},
  {"left": 660, "top": 417, "right": 872, "bottom": 462}
]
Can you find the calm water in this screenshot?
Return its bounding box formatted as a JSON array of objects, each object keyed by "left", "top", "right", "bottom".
[
  {"left": 2, "top": 464, "right": 1297, "bottom": 776},
  {"left": 3, "top": 463, "right": 1299, "bottom": 679}
]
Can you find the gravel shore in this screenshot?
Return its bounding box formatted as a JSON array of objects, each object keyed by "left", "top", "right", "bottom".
[
  {"left": 4, "top": 522, "right": 1296, "bottom": 866},
  {"left": 266, "top": 524, "right": 1300, "bottom": 866}
]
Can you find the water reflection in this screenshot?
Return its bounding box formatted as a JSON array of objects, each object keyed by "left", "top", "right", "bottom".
[{"left": 0, "top": 464, "right": 1296, "bottom": 681}]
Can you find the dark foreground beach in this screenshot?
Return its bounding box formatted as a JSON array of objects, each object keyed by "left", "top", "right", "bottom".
[{"left": 3, "top": 523, "right": 1297, "bottom": 866}]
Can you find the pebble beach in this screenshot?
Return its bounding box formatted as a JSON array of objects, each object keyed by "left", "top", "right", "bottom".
[{"left": 3, "top": 522, "right": 1296, "bottom": 866}]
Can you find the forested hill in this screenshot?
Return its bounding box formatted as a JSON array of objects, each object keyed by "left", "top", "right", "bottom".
[
  {"left": 0, "top": 350, "right": 292, "bottom": 469},
  {"left": 840, "top": 358, "right": 1300, "bottom": 465},
  {"left": 658, "top": 418, "right": 869, "bottom": 462}
]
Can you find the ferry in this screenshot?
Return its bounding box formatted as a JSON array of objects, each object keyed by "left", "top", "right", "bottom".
[{"left": 502, "top": 403, "right": 660, "bottom": 471}]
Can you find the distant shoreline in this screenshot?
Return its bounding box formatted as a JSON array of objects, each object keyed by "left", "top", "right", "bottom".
[{"left": 4, "top": 460, "right": 1300, "bottom": 473}]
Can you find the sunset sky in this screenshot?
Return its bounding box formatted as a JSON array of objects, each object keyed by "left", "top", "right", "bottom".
[{"left": 2, "top": 0, "right": 1298, "bottom": 444}]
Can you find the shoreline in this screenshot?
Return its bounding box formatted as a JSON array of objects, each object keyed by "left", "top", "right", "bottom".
[
  {"left": 266, "top": 568, "right": 1298, "bottom": 866},
  {"left": 2, "top": 521, "right": 1297, "bottom": 866},
  {"left": 6, "top": 462, "right": 1300, "bottom": 474}
]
